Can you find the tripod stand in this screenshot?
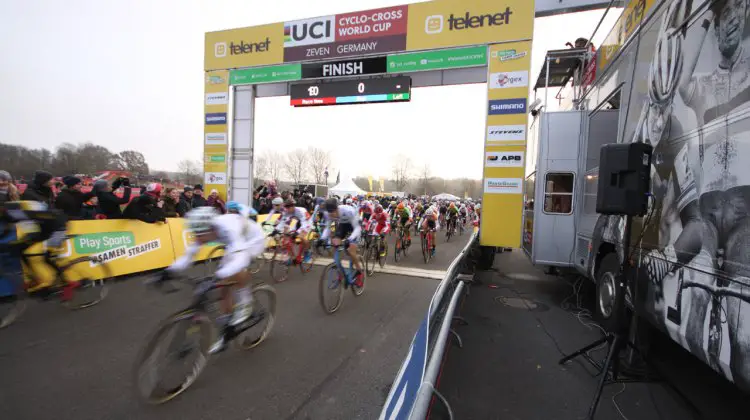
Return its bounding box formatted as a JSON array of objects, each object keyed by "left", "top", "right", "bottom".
[{"left": 559, "top": 215, "right": 634, "bottom": 420}]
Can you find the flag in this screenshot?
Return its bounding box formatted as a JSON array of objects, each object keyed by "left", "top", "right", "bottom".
[
  {"left": 336, "top": 171, "right": 340, "bottom": 184},
  {"left": 379, "top": 177, "right": 385, "bottom": 192},
  {"left": 367, "top": 176, "right": 373, "bottom": 191}
]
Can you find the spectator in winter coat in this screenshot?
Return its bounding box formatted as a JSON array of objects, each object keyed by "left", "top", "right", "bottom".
[
  {"left": 93, "top": 178, "right": 131, "bottom": 219},
  {"left": 176, "top": 186, "right": 193, "bottom": 217},
  {"left": 0, "top": 170, "right": 20, "bottom": 205},
  {"left": 162, "top": 188, "right": 179, "bottom": 218},
  {"left": 191, "top": 184, "right": 208, "bottom": 207},
  {"left": 123, "top": 183, "right": 166, "bottom": 223},
  {"left": 54, "top": 176, "right": 95, "bottom": 220},
  {"left": 207, "top": 189, "right": 226, "bottom": 214},
  {"left": 21, "top": 170, "right": 55, "bottom": 207}
]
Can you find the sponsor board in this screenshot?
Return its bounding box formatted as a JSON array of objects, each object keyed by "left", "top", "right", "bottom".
[
  {"left": 386, "top": 46, "right": 486, "bottom": 73},
  {"left": 489, "top": 70, "right": 528, "bottom": 89},
  {"left": 205, "top": 172, "right": 227, "bottom": 184},
  {"left": 231, "top": 64, "right": 302, "bottom": 85},
  {"left": 74, "top": 232, "right": 135, "bottom": 254},
  {"left": 487, "top": 125, "right": 526, "bottom": 143},
  {"left": 205, "top": 154, "right": 226, "bottom": 163},
  {"left": 490, "top": 49, "right": 527, "bottom": 61},
  {"left": 484, "top": 178, "right": 523, "bottom": 194},
  {"left": 204, "top": 23, "right": 284, "bottom": 71},
  {"left": 284, "top": 16, "right": 336, "bottom": 47},
  {"left": 205, "top": 92, "right": 229, "bottom": 105},
  {"left": 485, "top": 151, "right": 525, "bottom": 167},
  {"left": 205, "top": 132, "right": 227, "bottom": 145},
  {"left": 205, "top": 113, "right": 227, "bottom": 125},
  {"left": 206, "top": 74, "right": 226, "bottom": 85},
  {"left": 90, "top": 239, "right": 161, "bottom": 267},
  {"left": 488, "top": 98, "right": 526, "bottom": 115}
]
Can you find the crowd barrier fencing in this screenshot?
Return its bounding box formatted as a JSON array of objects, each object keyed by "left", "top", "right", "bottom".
[
  {"left": 379, "top": 230, "right": 478, "bottom": 420},
  {"left": 5, "top": 214, "right": 280, "bottom": 288}
]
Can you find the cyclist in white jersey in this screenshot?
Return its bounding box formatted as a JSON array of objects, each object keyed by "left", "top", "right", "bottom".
[
  {"left": 277, "top": 198, "right": 313, "bottom": 262},
  {"left": 321, "top": 197, "right": 363, "bottom": 282},
  {"left": 163, "top": 207, "right": 266, "bottom": 353}
]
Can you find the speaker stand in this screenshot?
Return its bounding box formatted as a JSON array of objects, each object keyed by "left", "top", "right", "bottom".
[{"left": 559, "top": 215, "right": 633, "bottom": 420}]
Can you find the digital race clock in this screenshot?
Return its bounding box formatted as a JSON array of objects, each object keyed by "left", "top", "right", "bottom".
[{"left": 290, "top": 76, "right": 411, "bottom": 107}]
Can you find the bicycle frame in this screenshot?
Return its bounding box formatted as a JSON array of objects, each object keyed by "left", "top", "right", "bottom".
[{"left": 332, "top": 246, "right": 357, "bottom": 285}]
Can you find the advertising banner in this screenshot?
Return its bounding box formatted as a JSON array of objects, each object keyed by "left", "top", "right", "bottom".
[
  {"left": 386, "top": 46, "right": 486, "bottom": 73},
  {"left": 597, "top": 0, "right": 656, "bottom": 73},
  {"left": 230, "top": 63, "right": 302, "bottom": 85},
  {"left": 204, "top": 0, "right": 535, "bottom": 71},
  {"left": 481, "top": 40, "right": 533, "bottom": 248},
  {"left": 204, "top": 70, "right": 229, "bottom": 199}
]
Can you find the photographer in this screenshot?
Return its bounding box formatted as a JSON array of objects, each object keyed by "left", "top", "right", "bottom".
[
  {"left": 93, "top": 177, "right": 132, "bottom": 219},
  {"left": 55, "top": 176, "right": 95, "bottom": 220}
]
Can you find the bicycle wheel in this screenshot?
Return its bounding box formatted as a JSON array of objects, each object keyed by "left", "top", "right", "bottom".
[
  {"left": 351, "top": 256, "right": 366, "bottom": 297},
  {"left": 421, "top": 234, "right": 429, "bottom": 263},
  {"left": 319, "top": 263, "right": 344, "bottom": 314},
  {"left": 59, "top": 256, "right": 112, "bottom": 310},
  {"left": 0, "top": 294, "right": 26, "bottom": 329},
  {"left": 394, "top": 236, "right": 402, "bottom": 263},
  {"left": 270, "top": 246, "right": 290, "bottom": 283},
  {"left": 377, "top": 239, "right": 387, "bottom": 268},
  {"left": 237, "top": 283, "right": 277, "bottom": 350},
  {"left": 132, "top": 309, "right": 212, "bottom": 404},
  {"left": 365, "top": 246, "right": 376, "bottom": 277}
]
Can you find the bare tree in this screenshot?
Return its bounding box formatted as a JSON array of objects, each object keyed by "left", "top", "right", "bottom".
[
  {"left": 262, "top": 150, "right": 284, "bottom": 184},
  {"left": 418, "top": 164, "right": 432, "bottom": 196},
  {"left": 177, "top": 159, "right": 202, "bottom": 185},
  {"left": 254, "top": 153, "right": 270, "bottom": 182},
  {"left": 307, "top": 147, "right": 331, "bottom": 184},
  {"left": 283, "top": 148, "right": 308, "bottom": 186},
  {"left": 391, "top": 154, "right": 411, "bottom": 192}
]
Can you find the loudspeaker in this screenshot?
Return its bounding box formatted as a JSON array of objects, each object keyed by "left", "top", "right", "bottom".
[{"left": 596, "top": 143, "right": 653, "bottom": 216}]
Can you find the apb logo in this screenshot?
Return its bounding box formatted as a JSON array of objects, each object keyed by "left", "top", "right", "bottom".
[
  {"left": 485, "top": 152, "right": 525, "bottom": 167},
  {"left": 284, "top": 16, "right": 335, "bottom": 47},
  {"left": 488, "top": 98, "right": 526, "bottom": 115}
]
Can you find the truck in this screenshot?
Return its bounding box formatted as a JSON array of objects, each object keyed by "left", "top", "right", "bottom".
[{"left": 524, "top": 0, "right": 750, "bottom": 393}]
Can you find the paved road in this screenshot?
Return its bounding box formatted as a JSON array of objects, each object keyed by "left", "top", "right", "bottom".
[{"left": 0, "top": 229, "right": 472, "bottom": 420}]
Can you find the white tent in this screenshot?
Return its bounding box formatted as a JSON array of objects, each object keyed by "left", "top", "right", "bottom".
[
  {"left": 329, "top": 177, "right": 367, "bottom": 197},
  {"left": 433, "top": 193, "right": 460, "bottom": 201}
]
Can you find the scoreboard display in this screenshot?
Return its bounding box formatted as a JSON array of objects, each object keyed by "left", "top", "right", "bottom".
[{"left": 290, "top": 76, "right": 411, "bottom": 107}]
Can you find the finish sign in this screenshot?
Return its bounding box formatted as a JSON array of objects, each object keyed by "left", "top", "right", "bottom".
[
  {"left": 290, "top": 75, "right": 411, "bottom": 107},
  {"left": 301, "top": 56, "right": 387, "bottom": 79}
]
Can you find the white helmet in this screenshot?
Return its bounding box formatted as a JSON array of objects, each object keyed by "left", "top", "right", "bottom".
[
  {"left": 186, "top": 207, "right": 218, "bottom": 233},
  {"left": 425, "top": 208, "right": 434, "bottom": 216},
  {"left": 648, "top": 1, "right": 684, "bottom": 105},
  {"left": 346, "top": 198, "right": 353, "bottom": 205},
  {"left": 271, "top": 197, "right": 283, "bottom": 206}
]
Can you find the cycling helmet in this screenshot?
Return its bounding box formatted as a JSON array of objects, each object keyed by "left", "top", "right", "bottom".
[
  {"left": 186, "top": 207, "right": 218, "bottom": 233},
  {"left": 315, "top": 197, "right": 325, "bottom": 206},
  {"left": 476, "top": 204, "right": 481, "bottom": 210},
  {"left": 397, "top": 202, "right": 404, "bottom": 210},
  {"left": 425, "top": 208, "right": 434, "bottom": 216},
  {"left": 226, "top": 200, "right": 242, "bottom": 213},
  {"left": 345, "top": 198, "right": 353, "bottom": 205},
  {"left": 146, "top": 182, "right": 162, "bottom": 196},
  {"left": 283, "top": 198, "right": 296, "bottom": 208},
  {"left": 272, "top": 197, "right": 283, "bottom": 206},
  {"left": 648, "top": 2, "right": 684, "bottom": 105},
  {"left": 375, "top": 205, "right": 383, "bottom": 214},
  {"left": 449, "top": 202, "right": 456, "bottom": 208},
  {"left": 325, "top": 197, "right": 339, "bottom": 212}
]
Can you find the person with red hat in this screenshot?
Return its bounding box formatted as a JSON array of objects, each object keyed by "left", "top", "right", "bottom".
[{"left": 123, "top": 182, "right": 166, "bottom": 223}]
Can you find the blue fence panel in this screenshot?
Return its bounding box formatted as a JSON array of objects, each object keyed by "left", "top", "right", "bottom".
[
  {"left": 0, "top": 228, "right": 21, "bottom": 297},
  {"left": 381, "top": 316, "right": 428, "bottom": 420}
]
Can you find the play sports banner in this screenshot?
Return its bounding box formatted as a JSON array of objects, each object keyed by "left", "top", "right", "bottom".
[
  {"left": 204, "top": 0, "right": 535, "bottom": 71},
  {"left": 204, "top": 70, "right": 229, "bottom": 199},
  {"left": 481, "top": 40, "right": 533, "bottom": 248}
]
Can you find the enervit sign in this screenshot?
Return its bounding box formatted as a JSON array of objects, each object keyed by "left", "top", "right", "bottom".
[
  {"left": 484, "top": 178, "right": 523, "bottom": 194},
  {"left": 485, "top": 152, "right": 525, "bottom": 168},
  {"left": 205, "top": 133, "right": 227, "bottom": 145},
  {"left": 487, "top": 125, "right": 526, "bottom": 142},
  {"left": 488, "top": 98, "right": 526, "bottom": 115},
  {"left": 205, "top": 92, "right": 229, "bottom": 105},
  {"left": 490, "top": 70, "right": 528, "bottom": 89}
]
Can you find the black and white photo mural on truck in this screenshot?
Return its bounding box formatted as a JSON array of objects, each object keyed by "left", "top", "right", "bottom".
[{"left": 591, "top": 0, "right": 750, "bottom": 392}]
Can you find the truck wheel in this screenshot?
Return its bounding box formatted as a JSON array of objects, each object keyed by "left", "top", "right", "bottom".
[{"left": 595, "top": 253, "right": 621, "bottom": 332}]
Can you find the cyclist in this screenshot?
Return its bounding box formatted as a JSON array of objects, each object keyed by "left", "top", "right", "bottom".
[
  {"left": 394, "top": 202, "right": 413, "bottom": 246},
  {"left": 359, "top": 200, "right": 374, "bottom": 230},
  {"left": 446, "top": 202, "right": 459, "bottom": 233},
  {"left": 420, "top": 207, "right": 439, "bottom": 256},
  {"left": 226, "top": 200, "right": 257, "bottom": 220},
  {"left": 277, "top": 198, "right": 313, "bottom": 263},
  {"left": 458, "top": 202, "right": 468, "bottom": 226},
  {"left": 438, "top": 201, "right": 448, "bottom": 227},
  {"left": 320, "top": 197, "right": 363, "bottom": 286},
  {"left": 0, "top": 201, "right": 68, "bottom": 289},
  {"left": 162, "top": 207, "right": 266, "bottom": 354},
  {"left": 370, "top": 204, "right": 391, "bottom": 256},
  {"left": 264, "top": 197, "right": 284, "bottom": 221}
]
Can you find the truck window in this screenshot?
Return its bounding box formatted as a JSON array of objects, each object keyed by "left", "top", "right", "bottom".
[{"left": 543, "top": 173, "right": 574, "bottom": 214}]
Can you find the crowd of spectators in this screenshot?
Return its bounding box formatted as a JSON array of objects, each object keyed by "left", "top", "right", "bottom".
[{"left": 0, "top": 169, "right": 229, "bottom": 224}]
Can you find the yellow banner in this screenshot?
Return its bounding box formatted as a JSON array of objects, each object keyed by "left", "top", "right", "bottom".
[
  {"left": 368, "top": 176, "right": 373, "bottom": 191},
  {"left": 407, "top": 0, "right": 534, "bottom": 52},
  {"left": 205, "top": 23, "right": 285, "bottom": 71},
  {"left": 598, "top": 0, "right": 656, "bottom": 71},
  {"left": 204, "top": 70, "right": 229, "bottom": 199},
  {"left": 480, "top": 41, "right": 533, "bottom": 248}
]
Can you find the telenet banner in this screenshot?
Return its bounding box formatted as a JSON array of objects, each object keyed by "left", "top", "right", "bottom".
[{"left": 204, "top": 0, "right": 535, "bottom": 71}]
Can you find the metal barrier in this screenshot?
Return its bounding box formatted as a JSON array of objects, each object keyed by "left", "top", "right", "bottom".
[{"left": 379, "top": 230, "right": 478, "bottom": 420}]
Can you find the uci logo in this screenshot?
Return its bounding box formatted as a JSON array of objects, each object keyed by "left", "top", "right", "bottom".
[{"left": 284, "top": 17, "right": 335, "bottom": 46}]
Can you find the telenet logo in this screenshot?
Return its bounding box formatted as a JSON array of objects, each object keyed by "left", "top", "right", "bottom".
[
  {"left": 215, "top": 42, "right": 227, "bottom": 58},
  {"left": 424, "top": 7, "right": 513, "bottom": 35}
]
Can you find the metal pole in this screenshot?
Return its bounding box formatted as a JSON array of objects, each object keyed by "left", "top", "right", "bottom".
[
  {"left": 583, "top": 0, "right": 618, "bottom": 51},
  {"left": 410, "top": 280, "right": 466, "bottom": 419},
  {"left": 544, "top": 56, "right": 551, "bottom": 111}
]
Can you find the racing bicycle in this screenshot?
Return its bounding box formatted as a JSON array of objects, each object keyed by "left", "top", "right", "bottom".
[
  {"left": 133, "top": 272, "right": 276, "bottom": 404},
  {"left": 319, "top": 242, "right": 366, "bottom": 314},
  {"left": 269, "top": 229, "right": 314, "bottom": 283},
  {"left": 393, "top": 222, "right": 410, "bottom": 263},
  {"left": 421, "top": 228, "right": 436, "bottom": 264},
  {"left": 0, "top": 235, "right": 111, "bottom": 329},
  {"left": 364, "top": 230, "right": 387, "bottom": 276}
]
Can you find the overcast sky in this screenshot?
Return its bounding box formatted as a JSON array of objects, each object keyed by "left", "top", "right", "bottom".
[{"left": 0, "top": 0, "right": 620, "bottom": 180}]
